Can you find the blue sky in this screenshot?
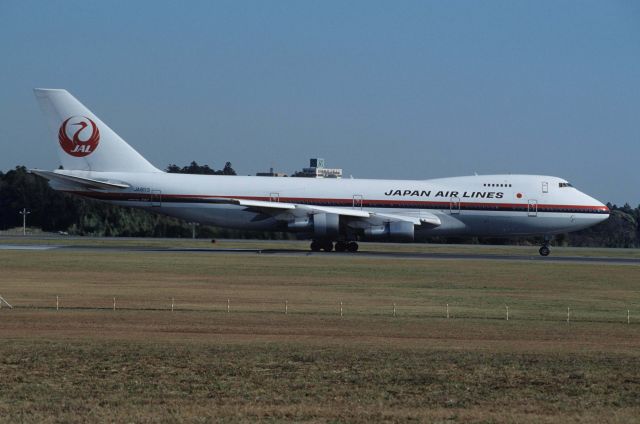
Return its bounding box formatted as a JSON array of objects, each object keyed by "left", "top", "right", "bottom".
[{"left": 1, "top": 0, "right": 639, "bottom": 205}]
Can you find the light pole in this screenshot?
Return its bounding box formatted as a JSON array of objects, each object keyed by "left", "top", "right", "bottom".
[{"left": 19, "top": 208, "right": 31, "bottom": 236}]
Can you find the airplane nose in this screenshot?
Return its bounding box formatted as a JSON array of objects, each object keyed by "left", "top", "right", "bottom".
[{"left": 588, "top": 195, "right": 610, "bottom": 222}]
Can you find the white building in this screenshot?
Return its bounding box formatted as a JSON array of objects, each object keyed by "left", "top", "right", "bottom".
[{"left": 296, "top": 158, "right": 342, "bottom": 179}]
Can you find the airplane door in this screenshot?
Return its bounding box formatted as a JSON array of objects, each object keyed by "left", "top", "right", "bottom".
[
  {"left": 528, "top": 199, "right": 538, "bottom": 217},
  {"left": 352, "top": 194, "right": 363, "bottom": 210},
  {"left": 151, "top": 190, "right": 162, "bottom": 207},
  {"left": 450, "top": 196, "right": 460, "bottom": 214},
  {"left": 270, "top": 192, "right": 280, "bottom": 202},
  {"left": 542, "top": 182, "right": 549, "bottom": 193}
]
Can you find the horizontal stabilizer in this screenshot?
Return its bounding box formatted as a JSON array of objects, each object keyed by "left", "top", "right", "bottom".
[{"left": 31, "top": 169, "right": 130, "bottom": 190}]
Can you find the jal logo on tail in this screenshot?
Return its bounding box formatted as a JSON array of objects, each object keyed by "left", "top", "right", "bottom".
[{"left": 58, "top": 116, "right": 100, "bottom": 157}]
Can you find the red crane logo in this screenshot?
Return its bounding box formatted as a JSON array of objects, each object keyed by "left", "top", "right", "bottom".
[{"left": 58, "top": 116, "right": 100, "bottom": 157}]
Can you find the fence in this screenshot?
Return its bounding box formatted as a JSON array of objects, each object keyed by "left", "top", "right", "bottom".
[{"left": 0, "top": 295, "right": 635, "bottom": 325}]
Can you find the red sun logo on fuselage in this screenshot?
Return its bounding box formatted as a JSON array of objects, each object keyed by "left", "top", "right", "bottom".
[{"left": 58, "top": 116, "right": 100, "bottom": 157}]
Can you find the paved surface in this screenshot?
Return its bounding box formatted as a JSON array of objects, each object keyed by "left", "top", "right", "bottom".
[
  {"left": 1, "top": 243, "right": 639, "bottom": 265},
  {"left": 162, "top": 248, "right": 640, "bottom": 265},
  {"left": 0, "top": 244, "right": 58, "bottom": 250}
]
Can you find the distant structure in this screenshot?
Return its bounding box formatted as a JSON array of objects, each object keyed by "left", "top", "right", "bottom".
[
  {"left": 293, "top": 158, "right": 343, "bottom": 179},
  {"left": 256, "top": 167, "right": 288, "bottom": 177}
]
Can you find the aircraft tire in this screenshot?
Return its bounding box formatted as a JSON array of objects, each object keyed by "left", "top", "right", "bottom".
[
  {"left": 347, "top": 241, "right": 359, "bottom": 252},
  {"left": 334, "top": 241, "right": 347, "bottom": 252},
  {"left": 310, "top": 241, "right": 322, "bottom": 252},
  {"left": 322, "top": 241, "right": 334, "bottom": 252},
  {"left": 539, "top": 246, "right": 550, "bottom": 256}
]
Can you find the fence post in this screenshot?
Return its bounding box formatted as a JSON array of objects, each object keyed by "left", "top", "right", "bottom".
[
  {"left": 113, "top": 297, "right": 116, "bottom": 311},
  {"left": 0, "top": 296, "right": 14, "bottom": 310},
  {"left": 171, "top": 298, "right": 174, "bottom": 312},
  {"left": 227, "top": 299, "right": 230, "bottom": 313},
  {"left": 506, "top": 305, "right": 509, "bottom": 321},
  {"left": 56, "top": 296, "right": 59, "bottom": 311},
  {"left": 446, "top": 303, "right": 449, "bottom": 319},
  {"left": 340, "top": 301, "right": 343, "bottom": 317},
  {"left": 567, "top": 307, "right": 570, "bottom": 323},
  {"left": 393, "top": 302, "right": 396, "bottom": 318},
  {"left": 285, "top": 300, "right": 288, "bottom": 315}
]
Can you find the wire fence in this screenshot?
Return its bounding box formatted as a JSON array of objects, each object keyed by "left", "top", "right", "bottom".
[{"left": 0, "top": 295, "right": 636, "bottom": 325}]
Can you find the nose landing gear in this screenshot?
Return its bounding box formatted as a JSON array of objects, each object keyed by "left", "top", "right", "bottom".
[
  {"left": 539, "top": 245, "right": 550, "bottom": 256},
  {"left": 539, "top": 236, "right": 552, "bottom": 256}
]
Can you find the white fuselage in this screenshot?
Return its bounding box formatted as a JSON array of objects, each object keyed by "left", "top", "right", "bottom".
[{"left": 53, "top": 171, "right": 609, "bottom": 240}]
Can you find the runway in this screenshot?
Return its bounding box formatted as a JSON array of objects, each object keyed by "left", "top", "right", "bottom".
[{"left": 2, "top": 243, "right": 639, "bottom": 265}]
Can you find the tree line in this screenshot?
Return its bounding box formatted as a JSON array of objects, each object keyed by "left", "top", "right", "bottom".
[
  {"left": 0, "top": 164, "right": 638, "bottom": 247},
  {"left": 0, "top": 163, "right": 287, "bottom": 239}
]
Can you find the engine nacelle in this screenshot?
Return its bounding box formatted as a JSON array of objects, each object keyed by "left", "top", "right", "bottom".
[
  {"left": 363, "top": 221, "right": 414, "bottom": 242},
  {"left": 312, "top": 213, "right": 340, "bottom": 238},
  {"left": 287, "top": 213, "right": 340, "bottom": 238},
  {"left": 287, "top": 217, "right": 312, "bottom": 231}
]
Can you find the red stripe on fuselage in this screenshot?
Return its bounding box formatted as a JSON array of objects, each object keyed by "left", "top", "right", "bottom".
[{"left": 66, "top": 191, "right": 610, "bottom": 213}]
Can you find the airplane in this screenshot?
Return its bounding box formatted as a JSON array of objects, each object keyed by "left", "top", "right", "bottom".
[{"left": 31, "top": 89, "right": 610, "bottom": 256}]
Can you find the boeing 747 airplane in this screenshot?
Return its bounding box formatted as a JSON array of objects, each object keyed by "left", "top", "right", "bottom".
[{"left": 31, "top": 89, "right": 609, "bottom": 256}]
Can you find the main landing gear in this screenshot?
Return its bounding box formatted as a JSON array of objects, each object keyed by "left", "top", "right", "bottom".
[
  {"left": 336, "top": 241, "right": 359, "bottom": 252},
  {"left": 310, "top": 240, "right": 358, "bottom": 253},
  {"left": 310, "top": 240, "right": 333, "bottom": 252}
]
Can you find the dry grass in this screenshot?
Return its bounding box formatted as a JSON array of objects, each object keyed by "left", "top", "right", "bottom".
[
  {"left": 0, "top": 243, "right": 639, "bottom": 422},
  {"left": 1, "top": 334, "right": 639, "bottom": 423}
]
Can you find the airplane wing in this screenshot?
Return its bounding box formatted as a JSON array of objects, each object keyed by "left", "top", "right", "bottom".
[
  {"left": 225, "top": 198, "right": 441, "bottom": 227},
  {"left": 31, "top": 169, "right": 130, "bottom": 190}
]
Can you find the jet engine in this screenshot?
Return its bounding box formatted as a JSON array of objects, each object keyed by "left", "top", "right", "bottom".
[
  {"left": 287, "top": 213, "right": 340, "bottom": 238},
  {"left": 363, "top": 221, "right": 414, "bottom": 242}
]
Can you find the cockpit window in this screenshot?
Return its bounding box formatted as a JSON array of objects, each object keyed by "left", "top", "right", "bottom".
[{"left": 559, "top": 182, "right": 573, "bottom": 188}]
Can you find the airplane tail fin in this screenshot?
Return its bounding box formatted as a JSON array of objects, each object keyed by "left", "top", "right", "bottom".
[{"left": 33, "top": 89, "right": 160, "bottom": 173}]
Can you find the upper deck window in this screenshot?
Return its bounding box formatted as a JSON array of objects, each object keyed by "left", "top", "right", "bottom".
[{"left": 483, "top": 183, "right": 512, "bottom": 187}]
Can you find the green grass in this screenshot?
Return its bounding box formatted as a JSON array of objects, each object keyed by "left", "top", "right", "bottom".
[
  {"left": 0, "top": 241, "right": 639, "bottom": 422},
  {"left": 0, "top": 249, "right": 638, "bottom": 321}
]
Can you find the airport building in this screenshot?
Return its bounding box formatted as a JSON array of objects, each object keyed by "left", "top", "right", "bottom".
[{"left": 294, "top": 158, "right": 343, "bottom": 179}]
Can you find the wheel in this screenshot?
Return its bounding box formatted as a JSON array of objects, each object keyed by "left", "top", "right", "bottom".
[
  {"left": 310, "top": 241, "right": 321, "bottom": 252},
  {"left": 347, "top": 241, "right": 359, "bottom": 252},
  {"left": 334, "top": 241, "right": 347, "bottom": 252},
  {"left": 322, "top": 241, "right": 334, "bottom": 252},
  {"left": 539, "top": 246, "right": 550, "bottom": 256}
]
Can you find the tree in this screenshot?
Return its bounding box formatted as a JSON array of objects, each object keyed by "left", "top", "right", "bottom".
[
  {"left": 165, "top": 161, "right": 235, "bottom": 175},
  {"left": 220, "top": 162, "right": 236, "bottom": 175}
]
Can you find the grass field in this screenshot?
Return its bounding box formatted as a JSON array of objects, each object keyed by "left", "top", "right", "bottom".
[{"left": 0, "top": 239, "right": 639, "bottom": 422}]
